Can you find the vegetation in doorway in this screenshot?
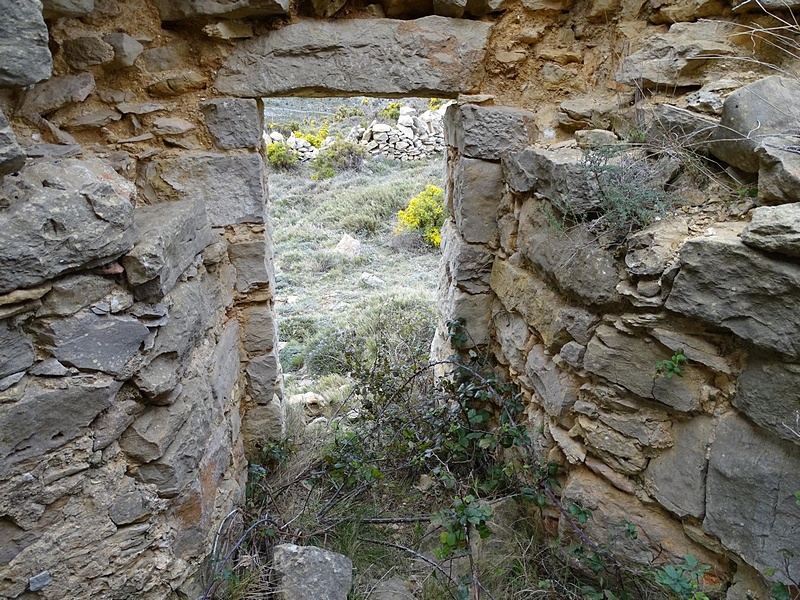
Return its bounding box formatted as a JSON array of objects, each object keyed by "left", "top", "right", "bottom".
[{"left": 396, "top": 184, "right": 445, "bottom": 247}]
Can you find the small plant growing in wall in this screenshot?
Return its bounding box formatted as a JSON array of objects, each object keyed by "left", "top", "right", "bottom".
[
  {"left": 654, "top": 349, "right": 687, "bottom": 380},
  {"left": 396, "top": 185, "right": 445, "bottom": 247}
]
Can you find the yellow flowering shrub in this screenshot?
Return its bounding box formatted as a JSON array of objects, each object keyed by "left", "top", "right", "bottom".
[{"left": 396, "top": 185, "right": 445, "bottom": 247}]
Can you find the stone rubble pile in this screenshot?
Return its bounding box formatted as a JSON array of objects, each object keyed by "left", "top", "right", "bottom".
[
  {"left": 352, "top": 103, "right": 450, "bottom": 161},
  {"left": 267, "top": 130, "right": 319, "bottom": 161}
]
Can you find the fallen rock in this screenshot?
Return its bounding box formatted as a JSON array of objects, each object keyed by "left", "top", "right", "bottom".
[
  {"left": 0, "top": 110, "right": 25, "bottom": 178},
  {"left": 216, "top": 17, "right": 491, "bottom": 97},
  {"left": 0, "top": 159, "right": 136, "bottom": 294},
  {"left": 22, "top": 73, "right": 96, "bottom": 117},
  {"left": 200, "top": 98, "right": 261, "bottom": 149},
  {"left": 272, "top": 544, "right": 353, "bottom": 600},
  {"left": 741, "top": 203, "right": 800, "bottom": 257},
  {"left": 153, "top": 0, "right": 290, "bottom": 20},
  {"left": 62, "top": 35, "right": 115, "bottom": 70},
  {"left": 0, "top": 0, "right": 52, "bottom": 87}
]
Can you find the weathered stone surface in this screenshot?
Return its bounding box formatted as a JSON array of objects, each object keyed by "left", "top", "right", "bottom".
[
  {"left": 36, "top": 310, "right": 150, "bottom": 375},
  {"left": 625, "top": 218, "right": 688, "bottom": 277},
  {"left": 273, "top": 544, "right": 353, "bottom": 600},
  {"left": 492, "top": 305, "right": 529, "bottom": 373},
  {"left": 246, "top": 353, "right": 279, "bottom": 404},
  {"left": 229, "top": 240, "right": 271, "bottom": 294},
  {"left": 666, "top": 226, "right": 800, "bottom": 358},
  {"left": 63, "top": 35, "right": 115, "bottom": 70},
  {"left": 0, "top": 322, "right": 34, "bottom": 379},
  {"left": 22, "top": 73, "right": 96, "bottom": 117},
  {"left": 525, "top": 345, "right": 577, "bottom": 418},
  {"left": 120, "top": 396, "right": 192, "bottom": 463},
  {"left": 103, "top": 33, "right": 144, "bottom": 69},
  {"left": 138, "top": 153, "right": 266, "bottom": 227},
  {"left": 644, "top": 104, "right": 718, "bottom": 153},
  {"left": 517, "top": 200, "right": 621, "bottom": 306},
  {"left": 562, "top": 468, "right": 722, "bottom": 568},
  {"left": 576, "top": 415, "right": 649, "bottom": 474},
  {"left": 741, "top": 204, "right": 800, "bottom": 257},
  {"left": 616, "top": 22, "right": 734, "bottom": 88},
  {"left": 153, "top": 0, "right": 290, "bottom": 20},
  {"left": 62, "top": 108, "right": 122, "bottom": 130},
  {"left": 122, "top": 199, "right": 212, "bottom": 301},
  {"left": 242, "top": 403, "right": 283, "bottom": 454},
  {"left": 646, "top": 416, "right": 713, "bottom": 518},
  {"left": 216, "top": 17, "right": 491, "bottom": 98},
  {"left": 0, "top": 159, "right": 135, "bottom": 294},
  {"left": 445, "top": 104, "right": 538, "bottom": 160},
  {"left": 152, "top": 117, "right": 196, "bottom": 136},
  {"left": 239, "top": 303, "right": 276, "bottom": 354},
  {"left": 704, "top": 413, "right": 800, "bottom": 585},
  {"left": 0, "top": 110, "right": 25, "bottom": 178},
  {"left": 735, "top": 352, "right": 800, "bottom": 445},
  {"left": 0, "top": 0, "right": 52, "bottom": 87},
  {"left": 211, "top": 320, "right": 240, "bottom": 408},
  {"left": 37, "top": 274, "right": 117, "bottom": 318},
  {"left": 42, "top": 0, "right": 94, "bottom": 18},
  {"left": 200, "top": 98, "right": 261, "bottom": 149},
  {"left": 755, "top": 139, "right": 800, "bottom": 205},
  {"left": 0, "top": 376, "right": 122, "bottom": 478},
  {"left": 434, "top": 0, "right": 467, "bottom": 17},
  {"left": 709, "top": 77, "right": 800, "bottom": 173},
  {"left": 584, "top": 324, "right": 705, "bottom": 411},
  {"left": 147, "top": 71, "right": 207, "bottom": 96},
  {"left": 438, "top": 274, "right": 492, "bottom": 347},
  {"left": 451, "top": 157, "right": 503, "bottom": 246}
]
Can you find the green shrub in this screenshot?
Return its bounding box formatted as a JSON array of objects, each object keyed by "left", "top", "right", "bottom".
[
  {"left": 266, "top": 141, "right": 298, "bottom": 169},
  {"left": 379, "top": 101, "right": 401, "bottom": 121},
  {"left": 311, "top": 138, "right": 367, "bottom": 180},
  {"left": 396, "top": 185, "right": 445, "bottom": 247}
]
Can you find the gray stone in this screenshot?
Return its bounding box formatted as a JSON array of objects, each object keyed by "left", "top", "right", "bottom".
[
  {"left": 517, "top": 200, "right": 621, "bottom": 306},
  {"left": 22, "top": 73, "right": 96, "bottom": 117},
  {"left": 0, "top": 110, "right": 25, "bottom": 178},
  {"left": 29, "top": 358, "right": 70, "bottom": 376},
  {"left": 0, "top": 159, "right": 136, "bottom": 294},
  {"left": 492, "top": 306, "right": 529, "bottom": 373},
  {"left": 140, "top": 41, "right": 191, "bottom": 72},
  {"left": 116, "top": 102, "right": 166, "bottom": 115},
  {"left": 109, "top": 480, "right": 151, "bottom": 525},
  {"left": 625, "top": 218, "right": 688, "bottom": 277},
  {"left": 741, "top": 203, "right": 800, "bottom": 257},
  {"left": 0, "top": 322, "right": 34, "bottom": 379},
  {"left": 103, "top": 33, "right": 143, "bottom": 69},
  {"left": 0, "top": 0, "right": 52, "bottom": 87},
  {"left": 666, "top": 227, "right": 800, "bottom": 358},
  {"left": 62, "top": 109, "right": 122, "bottom": 130},
  {"left": 704, "top": 413, "right": 800, "bottom": 586},
  {"left": 559, "top": 341, "right": 585, "bottom": 369},
  {"left": 0, "top": 375, "right": 123, "bottom": 478},
  {"left": 445, "top": 104, "right": 538, "bottom": 160},
  {"left": 42, "top": 0, "right": 94, "bottom": 18},
  {"left": 451, "top": 157, "right": 503, "bottom": 246},
  {"left": 434, "top": 0, "right": 467, "bottom": 16},
  {"left": 646, "top": 416, "right": 714, "bottom": 518},
  {"left": 583, "top": 324, "right": 706, "bottom": 412},
  {"left": 709, "top": 76, "right": 800, "bottom": 173},
  {"left": 25, "top": 143, "right": 82, "bottom": 159},
  {"left": 36, "top": 311, "right": 150, "bottom": 376},
  {"left": 735, "top": 352, "right": 800, "bottom": 445},
  {"left": 438, "top": 274, "right": 492, "bottom": 348},
  {"left": 211, "top": 320, "right": 240, "bottom": 407},
  {"left": 273, "top": 544, "right": 353, "bottom": 600},
  {"left": 122, "top": 199, "right": 212, "bottom": 301},
  {"left": 575, "top": 129, "right": 618, "bottom": 149},
  {"left": 216, "top": 17, "right": 491, "bottom": 98},
  {"left": 239, "top": 304, "right": 276, "bottom": 354},
  {"left": 153, "top": 0, "right": 290, "bottom": 20},
  {"left": 525, "top": 345, "right": 577, "bottom": 418},
  {"left": 92, "top": 397, "right": 144, "bottom": 451},
  {"left": 616, "top": 22, "right": 734, "bottom": 89},
  {"left": 440, "top": 220, "right": 494, "bottom": 293},
  {"left": 200, "top": 98, "right": 261, "bottom": 149},
  {"left": 229, "top": 240, "right": 271, "bottom": 294},
  {"left": 246, "top": 352, "right": 279, "bottom": 404},
  {"left": 754, "top": 139, "right": 800, "bottom": 205},
  {"left": 152, "top": 117, "right": 196, "bottom": 136},
  {"left": 138, "top": 153, "right": 266, "bottom": 227},
  {"left": 63, "top": 35, "right": 115, "bottom": 70},
  {"left": 241, "top": 403, "right": 283, "bottom": 454},
  {"left": 28, "top": 571, "right": 52, "bottom": 592},
  {"left": 37, "top": 274, "right": 117, "bottom": 318},
  {"left": 309, "top": 0, "right": 347, "bottom": 16},
  {"left": 120, "top": 396, "right": 192, "bottom": 463},
  {"left": 643, "top": 103, "right": 718, "bottom": 154},
  {"left": 147, "top": 71, "right": 207, "bottom": 97}
]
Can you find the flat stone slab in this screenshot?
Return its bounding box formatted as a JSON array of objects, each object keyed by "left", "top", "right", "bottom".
[
  {"left": 215, "top": 16, "right": 491, "bottom": 98},
  {"left": 153, "top": 0, "right": 289, "bottom": 20}
]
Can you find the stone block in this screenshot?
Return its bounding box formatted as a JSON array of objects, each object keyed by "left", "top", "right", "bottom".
[
  {"left": 153, "top": 0, "right": 290, "bottom": 20},
  {"left": 36, "top": 310, "right": 150, "bottom": 376},
  {"left": 246, "top": 352, "right": 279, "bottom": 404},
  {"left": 0, "top": 376, "right": 122, "bottom": 478},
  {"left": 37, "top": 274, "right": 117, "bottom": 318},
  {"left": 584, "top": 324, "right": 705, "bottom": 412},
  {"left": 625, "top": 218, "right": 689, "bottom": 277},
  {"left": 239, "top": 304, "right": 276, "bottom": 354},
  {"left": 103, "top": 33, "right": 143, "bottom": 69},
  {"left": 643, "top": 104, "right": 717, "bottom": 155},
  {"left": 216, "top": 17, "right": 490, "bottom": 98},
  {"left": 63, "top": 35, "right": 115, "bottom": 70},
  {"left": 273, "top": 544, "right": 353, "bottom": 600},
  {"left": 0, "top": 110, "right": 25, "bottom": 178},
  {"left": 0, "top": 322, "right": 34, "bottom": 379},
  {"left": 0, "top": 0, "right": 52, "bottom": 87},
  {"left": 438, "top": 276, "right": 492, "bottom": 347},
  {"left": 139, "top": 152, "right": 266, "bottom": 227},
  {"left": 0, "top": 159, "right": 135, "bottom": 294},
  {"left": 211, "top": 320, "right": 240, "bottom": 408},
  {"left": 754, "top": 139, "right": 800, "bottom": 205},
  {"left": 22, "top": 73, "right": 96, "bottom": 117},
  {"left": 120, "top": 396, "right": 192, "bottom": 463},
  {"left": 121, "top": 199, "right": 213, "bottom": 301},
  {"left": 645, "top": 416, "right": 714, "bottom": 518},
  {"left": 440, "top": 220, "right": 494, "bottom": 293},
  {"left": 242, "top": 403, "right": 283, "bottom": 456},
  {"left": 452, "top": 157, "right": 503, "bottom": 246},
  {"left": 492, "top": 305, "right": 529, "bottom": 373},
  {"left": 525, "top": 345, "right": 578, "bottom": 418},
  {"left": 445, "top": 104, "right": 538, "bottom": 160},
  {"left": 704, "top": 413, "right": 800, "bottom": 586},
  {"left": 201, "top": 98, "right": 262, "bottom": 149},
  {"left": 576, "top": 415, "right": 648, "bottom": 474},
  {"left": 229, "top": 240, "right": 272, "bottom": 294},
  {"left": 666, "top": 226, "right": 800, "bottom": 358},
  {"left": 741, "top": 203, "right": 800, "bottom": 257},
  {"left": 42, "top": 0, "right": 94, "bottom": 18},
  {"left": 735, "top": 352, "right": 800, "bottom": 445}
]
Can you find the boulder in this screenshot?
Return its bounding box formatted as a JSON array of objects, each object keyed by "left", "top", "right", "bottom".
[
  {"left": 0, "top": 0, "right": 52, "bottom": 87},
  {"left": 153, "top": 0, "right": 290, "bottom": 20},
  {"left": 704, "top": 413, "right": 800, "bottom": 586},
  {"left": 741, "top": 203, "right": 800, "bottom": 257},
  {"left": 42, "top": 0, "right": 94, "bottom": 18},
  {"left": 666, "top": 225, "right": 800, "bottom": 358},
  {"left": 62, "top": 35, "right": 115, "bottom": 70},
  {"left": 138, "top": 152, "right": 266, "bottom": 227},
  {"left": 0, "top": 159, "right": 136, "bottom": 294},
  {"left": 754, "top": 139, "right": 800, "bottom": 205},
  {"left": 201, "top": 98, "right": 262, "bottom": 149},
  {"left": 272, "top": 544, "right": 353, "bottom": 600},
  {"left": 709, "top": 76, "right": 800, "bottom": 173},
  {"left": 445, "top": 104, "right": 538, "bottom": 160},
  {"left": 0, "top": 110, "right": 25, "bottom": 178},
  {"left": 215, "top": 17, "right": 491, "bottom": 97},
  {"left": 451, "top": 157, "right": 503, "bottom": 246},
  {"left": 22, "top": 73, "right": 96, "bottom": 117}
]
